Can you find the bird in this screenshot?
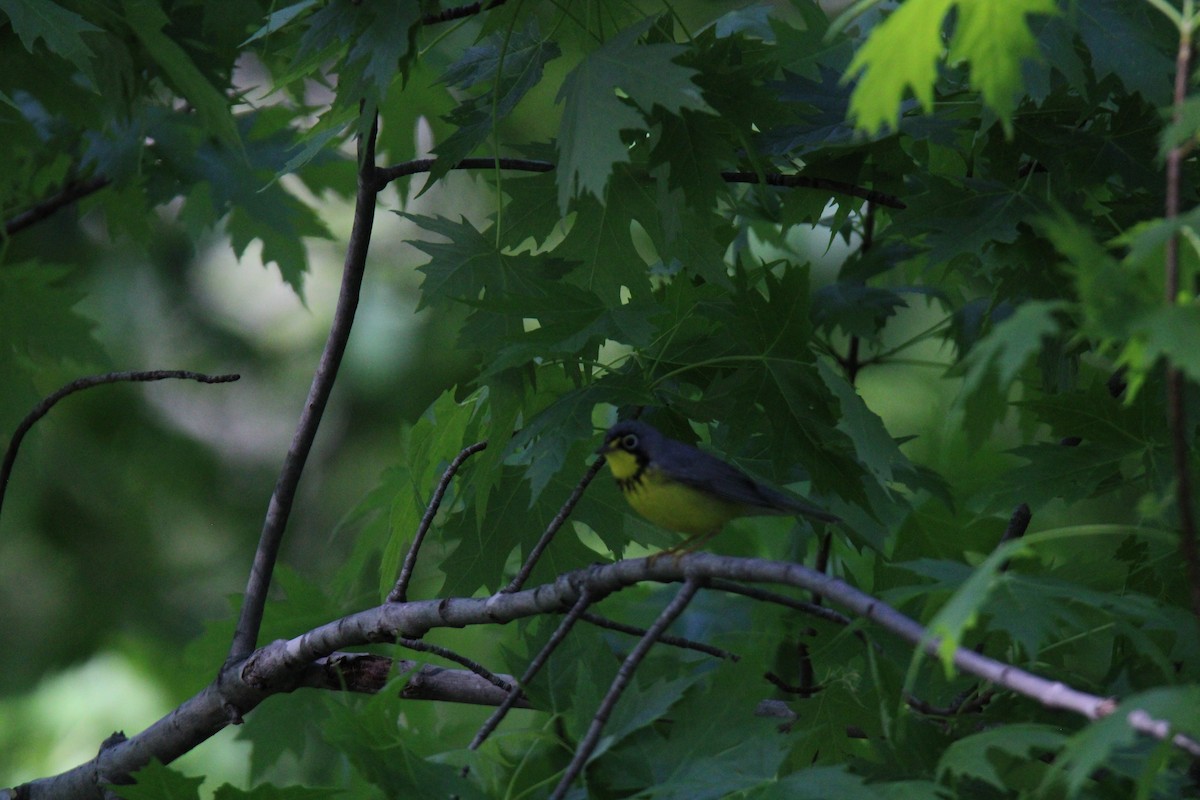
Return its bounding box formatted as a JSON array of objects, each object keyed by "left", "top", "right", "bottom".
[{"left": 597, "top": 419, "right": 838, "bottom": 554}]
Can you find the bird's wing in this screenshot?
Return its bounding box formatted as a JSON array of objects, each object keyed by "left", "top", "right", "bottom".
[{"left": 655, "top": 441, "right": 838, "bottom": 522}]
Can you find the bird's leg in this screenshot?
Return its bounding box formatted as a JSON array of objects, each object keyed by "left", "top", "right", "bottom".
[{"left": 648, "top": 528, "right": 721, "bottom": 565}]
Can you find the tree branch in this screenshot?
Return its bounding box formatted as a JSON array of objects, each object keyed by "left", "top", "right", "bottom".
[
  {"left": 13, "top": 553, "right": 1198, "bottom": 799},
  {"left": 1163, "top": 23, "right": 1200, "bottom": 628},
  {"left": 580, "top": 610, "right": 738, "bottom": 661},
  {"left": 419, "top": 0, "right": 508, "bottom": 25},
  {"left": 373, "top": 157, "right": 906, "bottom": 211},
  {"left": 228, "top": 116, "right": 382, "bottom": 660},
  {"left": 720, "top": 170, "right": 905, "bottom": 209},
  {"left": 3, "top": 175, "right": 111, "bottom": 237},
  {"left": 0, "top": 370, "right": 240, "bottom": 526},
  {"left": 389, "top": 441, "right": 488, "bottom": 603},
  {"left": 549, "top": 579, "right": 702, "bottom": 800},
  {"left": 469, "top": 588, "right": 596, "bottom": 752},
  {"left": 375, "top": 157, "right": 554, "bottom": 188},
  {"left": 504, "top": 455, "right": 606, "bottom": 593}
]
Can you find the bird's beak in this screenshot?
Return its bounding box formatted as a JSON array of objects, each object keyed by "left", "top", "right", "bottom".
[{"left": 595, "top": 438, "right": 614, "bottom": 455}]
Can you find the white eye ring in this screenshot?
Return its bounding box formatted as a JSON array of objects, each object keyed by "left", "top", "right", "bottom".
[{"left": 621, "top": 433, "right": 639, "bottom": 450}]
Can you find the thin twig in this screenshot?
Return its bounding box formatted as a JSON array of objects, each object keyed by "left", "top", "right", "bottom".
[
  {"left": 503, "top": 456, "right": 606, "bottom": 593},
  {"left": 469, "top": 588, "right": 596, "bottom": 752},
  {"left": 374, "top": 158, "right": 905, "bottom": 213},
  {"left": 998, "top": 502, "right": 1032, "bottom": 573},
  {"left": 707, "top": 577, "right": 854, "bottom": 628},
  {"left": 580, "top": 611, "right": 737, "bottom": 661},
  {"left": 228, "top": 115, "right": 382, "bottom": 661},
  {"left": 420, "top": 0, "right": 508, "bottom": 25},
  {"left": 1163, "top": 24, "right": 1200, "bottom": 628},
  {"left": 906, "top": 687, "right": 996, "bottom": 717},
  {"left": 765, "top": 667, "right": 823, "bottom": 697},
  {"left": 388, "top": 441, "right": 488, "bottom": 602},
  {"left": 0, "top": 370, "right": 240, "bottom": 525},
  {"left": 549, "top": 579, "right": 702, "bottom": 800},
  {"left": 4, "top": 175, "right": 111, "bottom": 237},
  {"left": 397, "top": 636, "right": 514, "bottom": 693},
  {"left": 375, "top": 157, "right": 554, "bottom": 188},
  {"left": 721, "top": 170, "right": 905, "bottom": 209}
]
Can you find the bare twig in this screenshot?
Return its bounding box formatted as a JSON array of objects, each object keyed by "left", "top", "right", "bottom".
[
  {"left": 0, "top": 370, "right": 240, "bottom": 525},
  {"left": 4, "top": 175, "right": 111, "bottom": 237},
  {"left": 707, "top": 577, "right": 855, "bottom": 628},
  {"left": 397, "top": 636, "right": 513, "bottom": 693},
  {"left": 373, "top": 158, "right": 904, "bottom": 213},
  {"left": 1163, "top": 25, "right": 1200, "bottom": 627},
  {"left": 504, "top": 456, "right": 606, "bottom": 593},
  {"left": 228, "top": 116, "right": 382, "bottom": 661},
  {"left": 721, "top": 170, "right": 905, "bottom": 209},
  {"left": 998, "top": 502, "right": 1032, "bottom": 573},
  {"left": 906, "top": 687, "right": 996, "bottom": 717},
  {"left": 389, "top": 441, "right": 488, "bottom": 602},
  {"left": 580, "top": 610, "right": 737, "bottom": 661},
  {"left": 420, "top": 0, "right": 508, "bottom": 25},
  {"left": 376, "top": 156, "right": 554, "bottom": 188},
  {"left": 469, "top": 588, "right": 597, "bottom": 752},
  {"left": 549, "top": 579, "right": 702, "bottom": 800}
]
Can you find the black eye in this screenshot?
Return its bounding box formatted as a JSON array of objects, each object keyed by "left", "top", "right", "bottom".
[{"left": 621, "top": 433, "right": 639, "bottom": 450}]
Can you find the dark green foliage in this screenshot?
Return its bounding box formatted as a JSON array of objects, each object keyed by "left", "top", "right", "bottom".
[{"left": 4, "top": 0, "right": 1200, "bottom": 798}]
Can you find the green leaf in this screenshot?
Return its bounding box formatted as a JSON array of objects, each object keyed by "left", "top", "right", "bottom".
[
  {"left": 955, "top": 300, "right": 1065, "bottom": 447},
  {"left": 1125, "top": 304, "right": 1200, "bottom": 384},
  {"left": 1048, "top": 687, "right": 1200, "bottom": 794},
  {"left": 118, "top": 760, "right": 204, "bottom": 799},
  {"left": 321, "top": 687, "right": 491, "bottom": 799},
  {"left": 1076, "top": 0, "right": 1174, "bottom": 106},
  {"left": 848, "top": 0, "right": 1055, "bottom": 134},
  {"left": 213, "top": 782, "right": 338, "bottom": 799},
  {"left": 947, "top": 0, "right": 1058, "bottom": 133},
  {"left": 846, "top": 0, "right": 955, "bottom": 134},
  {"left": 937, "top": 724, "right": 1066, "bottom": 790},
  {"left": 405, "top": 214, "right": 573, "bottom": 310},
  {"left": 375, "top": 389, "right": 481, "bottom": 599},
  {"left": 242, "top": 0, "right": 320, "bottom": 45},
  {"left": 0, "top": 0, "right": 101, "bottom": 77},
  {"left": 749, "top": 766, "right": 890, "bottom": 799},
  {"left": 556, "top": 16, "right": 711, "bottom": 212},
  {"left": 121, "top": 0, "right": 241, "bottom": 149},
  {"left": 900, "top": 539, "right": 1033, "bottom": 676}
]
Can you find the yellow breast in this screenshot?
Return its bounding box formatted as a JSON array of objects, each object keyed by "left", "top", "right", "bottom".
[{"left": 605, "top": 450, "right": 742, "bottom": 536}]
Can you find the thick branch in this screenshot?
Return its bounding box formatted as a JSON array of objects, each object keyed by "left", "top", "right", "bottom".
[
  {"left": 13, "top": 554, "right": 1197, "bottom": 799},
  {"left": 0, "top": 371, "right": 240, "bottom": 526},
  {"left": 228, "top": 118, "right": 381, "bottom": 659}
]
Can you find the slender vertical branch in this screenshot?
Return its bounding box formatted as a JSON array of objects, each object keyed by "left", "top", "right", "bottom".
[
  {"left": 469, "top": 588, "right": 596, "bottom": 752},
  {"left": 548, "top": 579, "right": 702, "bottom": 800},
  {"left": 503, "top": 456, "right": 606, "bottom": 593},
  {"left": 389, "top": 441, "right": 488, "bottom": 603},
  {"left": 1163, "top": 20, "right": 1200, "bottom": 627},
  {"left": 228, "top": 116, "right": 382, "bottom": 660}
]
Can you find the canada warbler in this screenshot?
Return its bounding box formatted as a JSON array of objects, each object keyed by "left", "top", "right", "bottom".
[{"left": 598, "top": 420, "right": 838, "bottom": 552}]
